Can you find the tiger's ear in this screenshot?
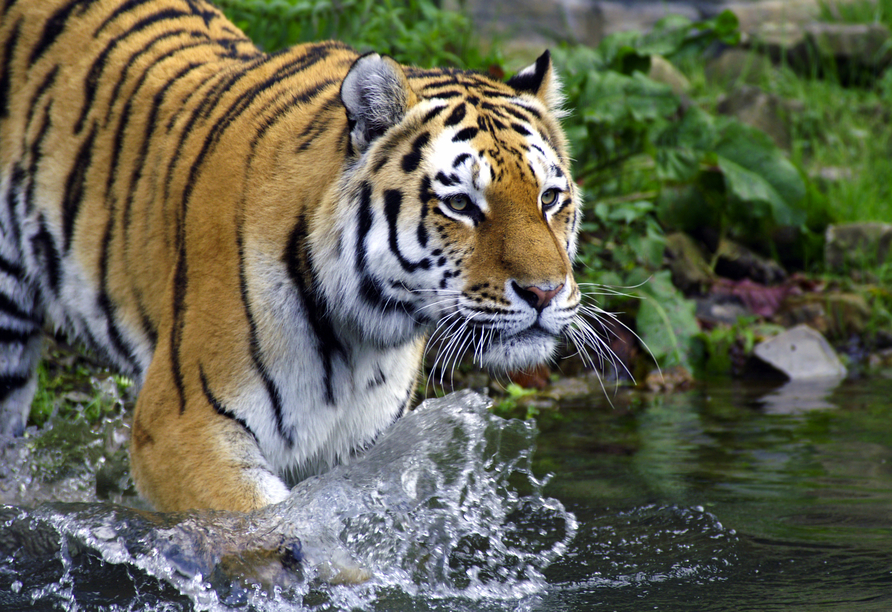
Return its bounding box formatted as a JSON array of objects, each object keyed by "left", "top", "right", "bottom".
[
  {"left": 506, "top": 50, "right": 565, "bottom": 114},
  {"left": 341, "top": 53, "right": 417, "bottom": 154}
]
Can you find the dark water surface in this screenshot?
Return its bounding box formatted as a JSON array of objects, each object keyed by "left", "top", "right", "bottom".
[
  {"left": 535, "top": 376, "right": 892, "bottom": 610},
  {"left": 1, "top": 377, "right": 891, "bottom": 611}
]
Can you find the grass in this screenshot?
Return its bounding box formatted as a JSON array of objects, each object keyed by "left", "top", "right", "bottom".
[{"left": 682, "top": 54, "right": 892, "bottom": 229}]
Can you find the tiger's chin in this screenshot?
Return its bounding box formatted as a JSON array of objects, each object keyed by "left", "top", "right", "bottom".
[{"left": 478, "top": 327, "right": 559, "bottom": 374}]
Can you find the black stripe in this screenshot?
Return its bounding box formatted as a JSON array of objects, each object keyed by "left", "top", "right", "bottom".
[
  {"left": 420, "top": 76, "right": 462, "bottom": 91},
  {"left": 123, "top": 60, "right": 205, "bottom": 237},
  {"left": 513, "top": 101, "right": 542, "bottom": 119},
  {"left": 23, "top": 102, "right": 53, "bottom": 216},
  {"left": 1, "top": 0, "right": 20, "bottom": 16},
  {"left": 247, "top": 78, "right": 339, "bottom": 157},
  {"left": 3, "top": 164, "right": 25, "bottom": 247},
  {"left": 94, "top": 0, "right": 156, "bottom": 37},
  {"left": 97, "top": 202, "right": 140, "bottom": 375},
  {"left": 24, "top": 65, "right": 59, "bottom": 128},
  {"left": 0, "top": 325, "right": 37, "bottom": 345},
  {"left": 354, "top": 184, "right": 419, "bottom": 317},
  {"left": 452, "top": 127, "right": 478, "bottom": 142},
  {"left": 61, "top": 122, "right": 98, "bottom": 252},
  {"left": 383, "top": 189, "right": 430, "bottom": 273},
  {"left": 284, "top": 215, "right": 345, "bottom": 406},
  {"left": 355, "top": 185, "right": 392, "bottom": 308},
  {"left": 134, "top": 291, "right": 157, "bottom": 350},
  {"left": 434, "top": 171, "right": 458, "bottom": 187},
  {"left": 0, "top": 290, "right": 32, "bottom": 321},
  {"left": 425, "top": 90, "right": 462, "bottom": 99},
  {"left": 401, "top": 132, "right": 429, "bottom": 173},
  {"left": 0, "top": 17, "right": 21, "bottom": 119},
  {"left": 200, "top": 365, "right": 257, "bottom": 441},
  {"left": 119, "top": 52, "right": 202, "bottom": 373},
  {"left": 27, "top": 0, "right": 86, "bottom": 66},
  {"left": 0, "top": 253, "right": 23, "bottom": 278},
  {"left": 444, "top": 103, "right": 466, "bottom": 127},
  {"left": 452, "top": 153, "right": 471, "bottom": 168},
  {"left": 0, "top": 373, "right": 31, "bottom": 403},
  {"left": 103, "top": 30, "right": 205, "bottom": 126},
  {"left": 495, "top": 103, "right": 535, "bottom": 123},
  {"left": 420, "top": 104, "right": 446, "bottom": 125},
  {"left": 170, "top": 246, "right": 188, "bottom": 414},
  {"left": 169, "top": 44, "right": 342, "bottom": 212},
  {"left": 237, "top": 225, "right": 292, "bottom": 444},
  {"left": 511, "top": 122, "right": 532, "bottom": 136},
  {"left": 76, "top": 7, "right": 192, "bottom": 134},
  {"left": 416, "top": 176, "right": 433, "bottom": 249},
  {"left": 30, "top": 215, "right": 62, "bottom": 295},
  {"left": 355, "top": 183, "right": 373, "bottom": 275}
]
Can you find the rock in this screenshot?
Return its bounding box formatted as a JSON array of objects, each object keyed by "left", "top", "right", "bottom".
[
  {"left": 716, "top": 85, "right": 801, "bottom": 150},
  {"left": 753, "top": 324, "right": 847, "bottom": 379},
  {"left": 705, "top": 48, "right": 776, "bottom": 87},
  {"left": 695, "top": 295, "right": 751, "bottom": 326},
  {"left": 805, "top": 22, "right": 892, "bottom": 76},
  {"left": 825, "top": 222, "right": 892, "bottom": 274},
  {"left": 664, "top": 232, "right": 714, "bottom": 293},
  {"left": 749, "top": 20, "right": 892, "bottom": 84},
  {"left": 715, "top": 237, "right": 787, "bottom": 284},
  {"left": 717, "top": 0, "right": 822, "bottom": 34},
  {"left": 648, "top": 55, "right": 690, "bottom": 95},
  {"left": 776, "top": 292, "right": 870, "bottom": 339},
  {"left": 644, "top": 364, "right": 693, "bottom": 392},
  {"left": 543, "top": 375, "right": 600, "bottom": 400},
  {"left": 868, "top": 348, "right": 892, "bottom": 372},
  {"left": 759, "top": 377, "right": 842, "bottom": 414},
  {"left": 594, "top": 1, "right": 701, "bottom": 39}
]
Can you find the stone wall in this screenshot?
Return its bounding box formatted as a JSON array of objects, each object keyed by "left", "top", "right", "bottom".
[{"left": 446, "top": 0, "right": 860, "bottom": 53}]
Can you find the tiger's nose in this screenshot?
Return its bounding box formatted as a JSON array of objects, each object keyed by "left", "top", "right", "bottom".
[{"left": 513, "top": 282, "right": 564, "bottom": 311}]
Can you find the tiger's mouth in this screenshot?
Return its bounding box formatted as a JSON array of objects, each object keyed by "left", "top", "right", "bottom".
[{"left": 474, "top": 322, "right": 560, "bottom": 373}]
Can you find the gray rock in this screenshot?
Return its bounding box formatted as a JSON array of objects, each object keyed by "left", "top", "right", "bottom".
[
  {"left": 753, "top": 324, "right": 847, "bottom": 380},
  {"left": 759, "top": 377, "right": 842, "bottom": 414},
  {"left": 716, "top": 84, "right": 800, "bottom": 149},
  {"left": 825, "top": 222, "right": 892, "bottom": 273},
  {"left": 749, "top": 20, "right": 892, "bottom": 82},
  {"left": 705, "top": 48, "right": 776, "bottom": 86},
  {"left": 648, "top": 54, "right": 691, "bottom": 94},
  {"left": 664, "top": 231, "right": 714, "bottom": 293}
]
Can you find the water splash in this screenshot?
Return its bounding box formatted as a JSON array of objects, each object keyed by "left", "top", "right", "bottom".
[{"left": 0, "top": 390, "right": 577, "bottom": 611}]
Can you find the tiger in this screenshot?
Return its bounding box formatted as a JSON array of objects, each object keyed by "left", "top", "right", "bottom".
[{"left": 0, "top": 0, "right": 583, "bottom": 514}]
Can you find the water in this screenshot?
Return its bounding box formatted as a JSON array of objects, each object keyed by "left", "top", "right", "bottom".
[{"left": 2, "top": 377, "right": 892, "bottom": 610}]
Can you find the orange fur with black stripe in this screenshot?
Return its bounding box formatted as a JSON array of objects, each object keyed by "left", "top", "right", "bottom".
[{"left": 0, "top": 0, "right": 583, "bottom": 512}]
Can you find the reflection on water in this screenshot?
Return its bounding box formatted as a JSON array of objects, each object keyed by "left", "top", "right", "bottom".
[{"left": 2, "top": 378, "right": 892, "bottom": 611}]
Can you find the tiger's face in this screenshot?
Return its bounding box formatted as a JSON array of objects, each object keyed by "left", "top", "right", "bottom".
[{"left": 323, "top": 51, "right": 581, "bottom": 373}]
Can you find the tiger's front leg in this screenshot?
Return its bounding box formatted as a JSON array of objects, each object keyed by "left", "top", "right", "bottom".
[{"left": 129, "top": 335, "right": 290, "bottom": 514}]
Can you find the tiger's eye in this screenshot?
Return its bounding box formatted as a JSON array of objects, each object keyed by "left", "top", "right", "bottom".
[
  {"left": 448, "top": 194, "right": 470, "bottom": 211},
  {"left": 541, "top": 189, "right": 558, "bottom": 208}
]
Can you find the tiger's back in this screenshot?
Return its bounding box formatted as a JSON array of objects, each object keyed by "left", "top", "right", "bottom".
[{"left": 0, "top": 0, "right": 584, "bottom": 513}]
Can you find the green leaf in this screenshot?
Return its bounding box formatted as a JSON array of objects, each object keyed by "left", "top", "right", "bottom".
[
  {"left": 714, "top": 121, "right": 807, "bottom": 226},
  {"left": 633, "top": 271, "right": 699, "bottom": 369}
]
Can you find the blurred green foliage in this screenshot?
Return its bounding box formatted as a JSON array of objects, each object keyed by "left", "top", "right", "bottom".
[
  {"left": 554, "top": 12, "right": 810, "bottom": 368},
  {"left": 215, "top": 0, "right": 502, "bottom": 68}
]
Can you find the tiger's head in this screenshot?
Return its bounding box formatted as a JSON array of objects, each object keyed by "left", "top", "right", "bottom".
[{"left": 317, "top": 51, "right": 581, "bottom": 374}]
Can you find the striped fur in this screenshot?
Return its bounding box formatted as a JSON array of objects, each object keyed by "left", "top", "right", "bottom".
[{"left": 0, "top": 0, "right": 582, "bottom": 512}]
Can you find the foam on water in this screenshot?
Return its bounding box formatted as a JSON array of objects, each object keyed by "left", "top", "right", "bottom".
[{"left": 0, "top": 390, "right": 579, "bottom": 611}]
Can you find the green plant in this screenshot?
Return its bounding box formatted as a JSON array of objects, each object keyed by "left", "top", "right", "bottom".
[
  {"left": 556, "top": 13, "right": 811, "bottom": 369},
  {"left": 30, "top": 347, "right": 132, "bottom": 428},
  {"left": 215, "top": 0, "right": 502, "bottom": 69},
  {"left": 819, "top": 0, "right": 892, "bottom": 28},
  {"left": 491, "top": 383, "right": 540, "bottom": 420}
]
